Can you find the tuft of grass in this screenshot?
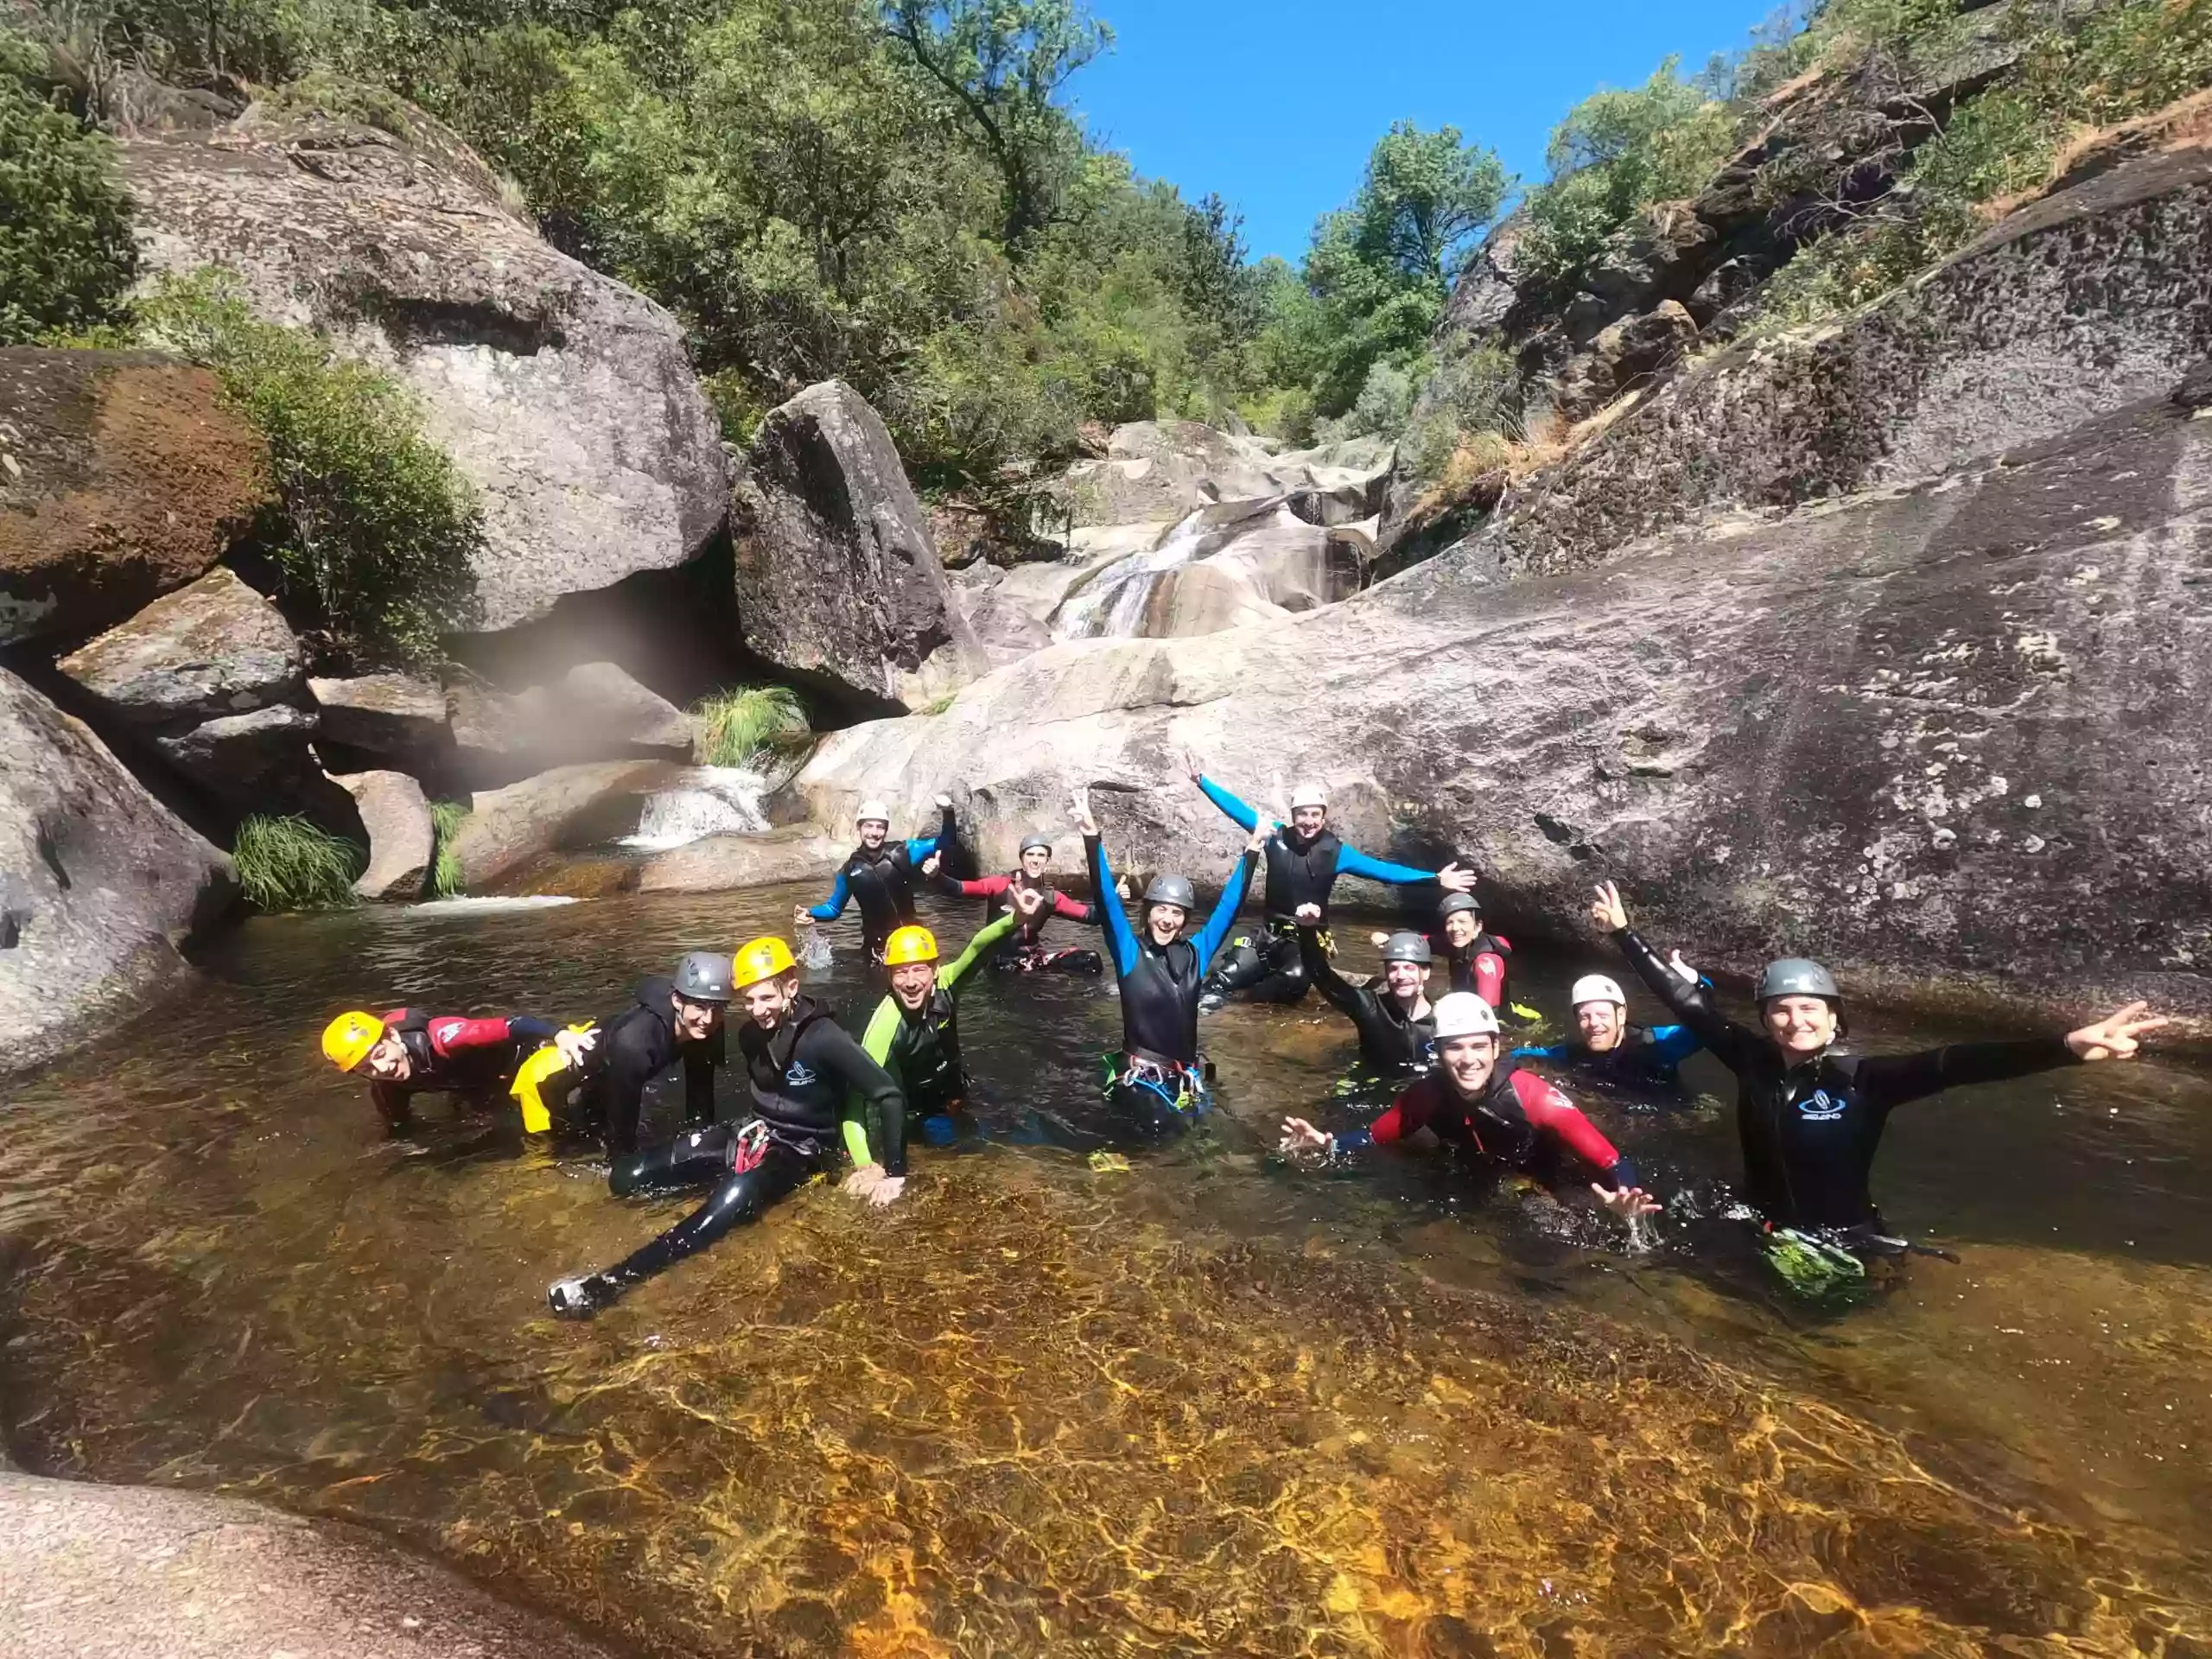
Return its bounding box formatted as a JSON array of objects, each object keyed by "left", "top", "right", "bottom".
[
  {"left": 234, "top": 815, "right": 362, "bottom": 912},
  {"left": 690, "top": 686, "right": 810, "bottom": 767},
  {"left": 429, "top": 800, "right": 469, "bottom": 898}
]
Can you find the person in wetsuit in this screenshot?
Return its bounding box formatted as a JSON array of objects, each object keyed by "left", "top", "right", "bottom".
[
  {"left": 321, "top": 1006, "right": 592, "bottom": 1132},
  {"left": 1299, "top": 926, "right": 1438, "bottom": 1074},
  {"left": 1186, "top": 760, "right": 1474, "bottom": 1007},
  {"left": 923, "top": 831, "right": 1103, "bottom": 975},
  {"left": 848, "top": 889, "right": 1046, "bottom": 1153},
  {"left": 1280, "top": 993, "right": 1659, "bottom": 1223},
  {"left": 1513, "top": 973, "right": 1707, "bottom": 1098},
  {"left": 1591, "top": 880, "right": 2169, "bottom": 1264},
  {"left": 548, "top": 935, "right": 910, "bottom": 1319},
  {"left": 1077, "top": 787, "right": 1261, "bottom": 1137},
  {"left": 1378, "top": 892, "right": 1516, "bottom": 1007},
  {"left": 503, "top": 951, "right": 734, "bottom": 1154},
  {"left": 798, "top": 794, "right": 958, "bottom": 966}
]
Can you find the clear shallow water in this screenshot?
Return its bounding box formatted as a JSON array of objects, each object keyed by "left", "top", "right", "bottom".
[{"left": 4, "top": 883, "right": 2212, "bottom": 1656}]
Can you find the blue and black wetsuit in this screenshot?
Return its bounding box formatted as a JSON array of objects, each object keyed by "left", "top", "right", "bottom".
[
  {"left": 1195, "top": 776, "right": 1448, "bottom": 1004},
  {"left": 807, "top": 804, "right": 957, "bottom": 963},
  {"left": 1085, "top": 830, "right": 1255, "bottom": 1137},
  {"left": 1514, "top": 1024, "right": 1704, "bottom": 1099}
]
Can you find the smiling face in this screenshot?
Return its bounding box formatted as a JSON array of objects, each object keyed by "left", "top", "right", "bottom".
[
  {"left": 1382, "top": 958, "right": 1430, "bottom": 1003},
  {"left": 1764, "top": 995, "right": 1838, "bottom": 1056},
  {"left": 858, "top": 819, "right": 889, "bottom": 851},
  {"left": 1290, "top": 804, "right": 1327, "bottom": 838},
  {"left": 1576, "top": 1000, "right": 1626, "bottom": 1051},
  {"left": 741, "top": 974, "right": 798, "bottom": 1031},
  {"left": 890, "top": 960, "right": 938, "bottom": 1008},
  {"left": 1438, "top": 1033, "right": 1499, "bottom": 1097},
  {"left": 1146, "top": 904, "right": 1186, "bottom": 946},
  {"left": 1442, "top": 910, "right": 1479, "bottom": 948},
  {"left": 1020, "top": 846, "right": 1051, "bottom": 879},
  {"left": 671, "top": 993, "right": 726, "bottom": 1043},
  {"left": 363, "top": 1032, "right": 412, "bottom": 1082}
]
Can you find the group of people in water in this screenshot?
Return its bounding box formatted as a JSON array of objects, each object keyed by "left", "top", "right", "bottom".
[{"left": 319, "top": 764, "right": 2170, "bottom": 1315}]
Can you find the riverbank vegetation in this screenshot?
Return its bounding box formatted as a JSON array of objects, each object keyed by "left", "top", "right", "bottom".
[
  {"left": 233, "top": 814, "right": 363, "bottom": 911},
  {"left": 690, "top": 685, "right": 811, "bottom": 769}
]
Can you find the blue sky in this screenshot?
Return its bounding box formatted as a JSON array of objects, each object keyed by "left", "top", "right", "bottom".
[{"left": 1071, "top": 0, "right": 1787, "bottom": 263}]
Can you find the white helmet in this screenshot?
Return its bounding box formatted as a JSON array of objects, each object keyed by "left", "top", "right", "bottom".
[
  {"left": 1571, "top": 975, "right": 1627, "bottom": 1010},
  {"left": 1289, "top": 780, "right": 1328, "bottom": 810},
  {"left": 1432, "top": 992, "right": 1500, "bottom": 1040},
  {"left": 855, "top": 799, "right": 891, "bottom": 827}
]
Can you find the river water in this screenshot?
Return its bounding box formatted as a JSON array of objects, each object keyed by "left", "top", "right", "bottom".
[{"left": 3, "top": 883, "right": 2210, "bottom": 1657}]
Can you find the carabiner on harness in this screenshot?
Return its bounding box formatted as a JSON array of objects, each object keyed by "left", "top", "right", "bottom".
[{"left": 729, "top": 1119, "right": 772, "bottom": 1174}]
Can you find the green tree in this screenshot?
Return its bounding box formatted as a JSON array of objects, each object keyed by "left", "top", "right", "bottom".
[
  {"left": 880, "top": 0, "right": 1109, "bottom": 249},
  {"left": 1347, "top": 120, "right": 1510, "bottom": 288},
  {"left": 0, "top": 36, "right": 137, "bottom": 345}
]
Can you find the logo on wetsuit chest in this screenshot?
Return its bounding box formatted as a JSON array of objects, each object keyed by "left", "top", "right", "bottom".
[
  {"left": 1796, "top": 1087, "right": 1848, "bottom": 1122},
  {"left": 785, "top": 1062, "right": 818, "bottom": 1089}
]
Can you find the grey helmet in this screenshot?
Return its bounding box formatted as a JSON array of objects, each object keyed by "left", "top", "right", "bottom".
[
  {"left": 1143, "top": 874, "right": 1198, "bottom": 912},
  {"left": 1018, "top": 831, "right": 1054, "bottom": 856},
  {"left": 1438, "top": 892, "right": 1481, "bottom": 919},
  {"left": 1756, "top": 957, "right": 1840, "bottom": 1003},
  {"left": 1380, "top": 931, "right": 1433, "bottom": 964},
  {"left": 674, "top": 950, "right": 734, "bottom": 1005}
]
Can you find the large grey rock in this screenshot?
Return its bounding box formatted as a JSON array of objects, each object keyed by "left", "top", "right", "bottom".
[
  {"left": 1446, "top": 147, "right": 2212, "bottom": 586},
  {"left": 1047, "top": 499, "right": 1352, "bottom": 640},
  {"left": 733, "top": 380, "right": 988, "bottom": 714},
  {"left": 0, "top": 667, "right": 233, "bottom": 1073},
  {"left": 636, "top": 823, "right": 848, "bottom": 893},
  {"left": 55, "top": 566, "right": 300, "bottom": 723},
  {"left": 154, "top": 702, "right": 318, "bottom": 798},
  {"left": 308, "top": 671, "right": 448, "bottom": 754},
  {"left": 0, "top": 1470, "right": 625, "bottom": 1659},
  {"left": 803, "top": 387, "right": 2212, "bottom": 1024},
  {"left": 448, "top": 760, "right": 679, "bottom": 890},
  {"left": 447, "top": 663, "right": 692, "bottom": 785},
  {"left": 334, "top": 768, "right": 434, "bottom": 900},
  {"left": 950, "top": 564, "right": 1056, "bottom": 666},
  {"left": 122, "top": 97, "right": 728, "bottom": 634},
  {"left": 559, "top": 661, "right": 692, "bottom": 754},
  {"left": 0, "top": 348, "right": 269, "bottom": 646}
]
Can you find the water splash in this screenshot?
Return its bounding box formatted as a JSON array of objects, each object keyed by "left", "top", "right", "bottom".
[
  {"left": 408, "top": 895, "right": 581, "bottom": 914},
  {"left": 619, "top": 766, "right": 772, "bottom": 850},
  {"left": 1050, "top": 511, "right": 1209, "bottom": 640}
]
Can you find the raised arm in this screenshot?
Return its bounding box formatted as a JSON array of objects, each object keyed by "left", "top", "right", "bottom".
[
  {"left": 1084, "top": 831, "right": 1140, "bottom": 976},
  {"left": 1296, "top": 925, "right": 1365, "bottom": 1018},
  {"left": 1336, "top": 843, "right": 1451, "bottom": 886},
  {"left": 906, "top": 797, "right": 957, "bottom": 861},
  {"left": 942, "top": 909, "right": 1022, "bottom": 995},
  {"left": 1591, "top": 882, "right": 1758, "bottom": 1065},
  {"left": 1052, "top": 889, "right": 1097, "bottom": 925},
  {"left": 1192, "top": 846, "right": 1261, "bottom": 971},
  {"left": 1195, "top": 773, "right": 1261, "bottom": 833}
]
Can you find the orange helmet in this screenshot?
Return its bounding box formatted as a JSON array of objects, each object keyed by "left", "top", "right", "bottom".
[
  {"left": 321, "top": 1009, "right": 385, "bottom": 1071},
  {"left": 882, "top": 925, "right": 939, "bottom": 967},
  {"left": 732, "top": 935, "right": 798, "bottom": 988}
]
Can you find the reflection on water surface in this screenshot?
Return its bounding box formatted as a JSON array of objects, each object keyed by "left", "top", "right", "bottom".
[{"left": 4, "top": 884, "right": 2211, "bottom": 1656}]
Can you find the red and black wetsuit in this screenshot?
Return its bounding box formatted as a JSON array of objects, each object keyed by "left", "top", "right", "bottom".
[
  {"left": 1613, "top": 926, "right": 2079, "bottom": 1234},
  {"left": 369, "top": 1009, "right": 559, "bottom": 1129},
  {"left": 1338, "top": 1064, "right": 1638, "bottom": 1193},
  {"left": 931, "top": 866, "right": 1102, "bottom": 971},
  {"left": 1436, "top": 931, "right": 1512, "bottom": 1007}
]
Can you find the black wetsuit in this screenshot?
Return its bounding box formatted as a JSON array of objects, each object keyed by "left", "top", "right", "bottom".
[
  {"left": 810, "top": 804, "right": 957, "bottom": 962},
  {"left": 367, "top": 1009, "right": 557, "bottom": 1129},
  {"left": 577, "top": 976, "right": 724, "bottom": 1156},
  {"left": 569, "top": 996, "right": 906, "bottom": 1308},
  {"left": 1204, "top": 828, "right": 1346, "bottom": 1005},
  {"left": 1615, "top": 927, "right": 2079, "bottom": 1235},
  {"left": 1087, "top": 830, "right": 1255, "bottom": 1137},
  {"left": 1298, "top": 928, "right": 1436, "bottom": 1073}
]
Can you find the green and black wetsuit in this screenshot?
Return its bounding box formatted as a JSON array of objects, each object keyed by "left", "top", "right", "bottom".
[{"left": 849, "top": 911, "right": 1020, "bottom": 1154}]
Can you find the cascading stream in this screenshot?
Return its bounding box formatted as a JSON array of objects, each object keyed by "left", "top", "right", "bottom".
[
  {"left": 1049, "top": 510, "right": 1211, "bottom": 640},
  {"left": 618, "top": 765, "right": 772, "bottom": 850}
]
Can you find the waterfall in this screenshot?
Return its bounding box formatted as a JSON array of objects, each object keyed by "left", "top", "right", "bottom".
[
  {"left": 620, "top": 765, "right": 772, "bottom": 850},
  {"left": 1050, "top": 511, "right": 1211, "bottom": 640}
]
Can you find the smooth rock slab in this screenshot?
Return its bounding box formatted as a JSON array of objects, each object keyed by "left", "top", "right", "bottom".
[
  {"left": 0, "top": 348, "right": 270, "bottom": 646},
  {"left": 309, "top": 671, "right": 449, "bottom": 754},
  {"left": 334, "top": 770, "right": 434, "bottom": 900},
  {"left": 0, "top": 667, "right": 233, "bottom": 1074},
  {"left": 636, "top": 824, "right": 848, "bottom": 893},
  {"left": 0, "top": 1471, "right": 623, "bottom": 1659},
  {"left": 155, "top": 702, "right": 317, "bottom": 798},
  {"left": 56, "top": 565, "right": 301, "bottom": 724},
  {"left": 449, "top": 760, "right": 679, "bottom": 890}
]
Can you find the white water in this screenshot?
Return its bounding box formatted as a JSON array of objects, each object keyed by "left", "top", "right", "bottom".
[
  {"left": 619, "top": 765, "right": 772, "bottom": 851},
  {"left": 1049, "top": 511, "right": 1211, "bottom": 640},
  {"left": 410, "top": 895, "right": 580, "bottom": 914}
]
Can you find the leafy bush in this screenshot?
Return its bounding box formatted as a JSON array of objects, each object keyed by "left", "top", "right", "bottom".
[
  {"left": 1403, "top": 340, "right": 1521, "bottom": 483},
  {"left": 691, "top": 685, "right": 810, "bottom": 767},
  {"left": 234, "top": 814, "right": 363, "bottom": 912},
  {"left": 139, "top": 270, "right": 484, "bottom": 671},
  {"left": 1317, "top": 358, "right": 1421, "bottom": 444},
  {"left": 429, "top": 800, "right": 469, "bottom": 898},
  {"left": 1517, "top": 58, "right": 1738, "bottom": 295},
  {"left": 0, "top": 35, "right": 137, "bottom": 345}
]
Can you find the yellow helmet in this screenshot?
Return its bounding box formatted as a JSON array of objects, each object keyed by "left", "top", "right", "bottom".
[
  {"left": 882, "top": 925, "right": 939, "bottom": 967},
  {"left": 321, "top": 1009, "right": 385, "bottom": 1071},
  {"left": 732, "top": 935, "right": 798, "bottom": 988}
]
